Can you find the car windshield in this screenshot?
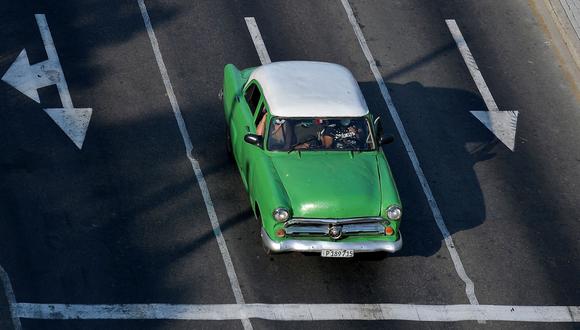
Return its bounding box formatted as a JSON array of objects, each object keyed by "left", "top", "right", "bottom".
[{"left": 267, "top": 117, "right": 375, "bottom": 151}]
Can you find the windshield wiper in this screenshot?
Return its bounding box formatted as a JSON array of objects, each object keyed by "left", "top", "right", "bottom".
[{"left": 288, "top": 136, "right": 317, "bottom": 154}]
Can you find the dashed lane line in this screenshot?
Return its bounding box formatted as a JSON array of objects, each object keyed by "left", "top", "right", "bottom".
[
  {"left": 339, "top": 0, "right": 482, "bottom": 316},
  {"left": 245, "top": 17, "right": 272, "bottom": 65},
  {"left": 0, "top": 265, "right": 21, "bottom": 330},
  {"left": 12, "top": 303, "right": 580, "bottom": 322},
  {"left": 137, "top": 1, "right": 252, "bottom": 329}
]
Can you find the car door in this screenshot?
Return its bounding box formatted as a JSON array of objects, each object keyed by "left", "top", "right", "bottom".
[
  {"left": 232, "top": 81, "right": 263, "bottom": 187},
  {"left": 243, "top": 92, "right": 271, "bottom": 187}
]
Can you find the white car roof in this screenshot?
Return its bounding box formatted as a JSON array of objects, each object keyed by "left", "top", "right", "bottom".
[{"left": 247, "top": 61, "right": 369, "bottom": 117}]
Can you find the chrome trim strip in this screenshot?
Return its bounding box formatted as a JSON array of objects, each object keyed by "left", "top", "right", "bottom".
[
  {"left": 285, "top": 226, "right": 328, "bottom": 235},
  {"left": 286, "top": 217, "right": 384, "bottom": 226},
  {"left": 285, "top": 223, "right": 385, "bottom": 236},
  {"left": 342, "top": 223, "right": 384, "bottom": 234},
  {"left": 261, "top": 228, "right": 402, "bottom": 253}
]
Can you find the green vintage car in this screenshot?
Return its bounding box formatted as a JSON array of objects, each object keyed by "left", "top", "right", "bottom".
[{"left": 222, "top": 61, "right": 402, "bottom": 257}]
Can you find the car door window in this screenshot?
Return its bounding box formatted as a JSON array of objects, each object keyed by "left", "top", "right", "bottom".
[{"left": 244, "top": 83, "right": 262, "bottom": 115}]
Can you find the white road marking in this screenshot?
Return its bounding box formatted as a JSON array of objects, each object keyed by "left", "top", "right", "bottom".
[
  {"left": 2, "top": 49, "right": 46, "bottom": 103},
  {"left": 1, "top": 14, "right": 92, "bottom": 149},
  {"left": 339, "top": 0, "right": 482, "bottom": 315},
  {"left": 12, "top": 303, "right": 580, "bottom": 322},
  {"left": 137, "top": 1, "right": 252, "bottom": 329},
  {"left": 36, "top": 14, "right": 93, "bottom": 150},
  {"left": 560, "top": 0, "right": 580, "bottom": 40},
  {"left": 43, "top": 108, "right": 92, "bottom": 149},
  {"left": 0, "top": 265, "right": 22, "bottom": 330},
  {"left": 445, "top": 19, "right": 519, "bottom": 151},
  {"left": 244, "top": 18, "right": 272, "bottom": 64},
  {"left": 35, "top": 14, "right": 73, "bottom": 109}
]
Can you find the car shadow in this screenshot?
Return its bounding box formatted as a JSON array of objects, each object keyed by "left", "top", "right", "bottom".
[
  {"left": 358, "top": 80, "right": 494, "bottom": 258},
  {"left": 184, "top": 80, "right": 493, "bottom": 263}
]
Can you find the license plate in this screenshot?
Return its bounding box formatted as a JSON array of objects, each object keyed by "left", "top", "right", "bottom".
[{"left": 321, "top": 249, "right": 354, "bottom": 258}]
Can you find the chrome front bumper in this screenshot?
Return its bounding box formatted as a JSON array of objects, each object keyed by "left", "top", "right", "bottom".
[{"left": 261, "top": 228, "right": 403, "bottom": 253}]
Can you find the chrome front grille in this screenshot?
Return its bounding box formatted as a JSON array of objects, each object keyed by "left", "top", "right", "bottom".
[{"left": 284, "top": 217, "right": 386, "bottom": 238}]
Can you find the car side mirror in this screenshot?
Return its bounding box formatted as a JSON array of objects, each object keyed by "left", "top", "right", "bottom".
[
  {"left": 379, "top": 135, "right": 394, "bottom": 145},
  {"left": 244, "top": 133, "right": 263, "bottom": 148}
]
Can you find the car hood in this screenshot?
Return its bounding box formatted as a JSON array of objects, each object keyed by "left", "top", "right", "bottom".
[{"left": 270, "top": 152, "right": 381, "bottom": 218}]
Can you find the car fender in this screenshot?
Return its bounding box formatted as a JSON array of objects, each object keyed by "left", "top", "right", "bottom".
[
  {"left": 376, "top": 152, "right": 402, "bottom": 234},
  {"left": 248, "top": 154, "right": 291, "bottom": 234},
  {"left": 223, "top": 64, "right": 244, "bottom": 122},
  {"left": 376, "top": 152, "right": 401, "bottom": 208}
]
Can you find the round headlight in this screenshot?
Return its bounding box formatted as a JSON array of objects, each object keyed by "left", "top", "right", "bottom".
[
  {"left": 273, "top": 208, "right": 290, "bottom": 222},
  {"left": 386, "top": 205, "right": 402, "bottom": 220}
]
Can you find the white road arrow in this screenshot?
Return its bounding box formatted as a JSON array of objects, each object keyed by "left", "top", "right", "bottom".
[
  {"left": 446, "top": 19, "right": 519, "bottom": 151},
  {"left": 1, "top": 14, "right": 92, "bottom": 149}
]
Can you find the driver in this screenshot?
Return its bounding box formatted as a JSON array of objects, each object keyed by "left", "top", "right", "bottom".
[{"left": 322, "top": 119, "right": 363, "bottom": 149}]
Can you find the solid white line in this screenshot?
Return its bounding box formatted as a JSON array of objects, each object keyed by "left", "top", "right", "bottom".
[
  {"left": 445, "top": 19, "right": 499, "bottom": 112},
  {"left": 244, "top": 18, "right": 272, "bottom": 64},
  {"left": 340, "top": 0, "right": 481, "bottom": 310},
  {"left": 0, "top": 265, "right": 22, "bottom": 330},
  {"left": 13, "top": 303, "right": 580, "bottom": 322},
  {"left": 137, "top": 1, "right": 252, "bottom": 329}
]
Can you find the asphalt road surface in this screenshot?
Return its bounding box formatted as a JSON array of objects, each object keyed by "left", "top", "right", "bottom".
[{"left": 0, "top": 0, "right": 579, "bottom": 329}]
